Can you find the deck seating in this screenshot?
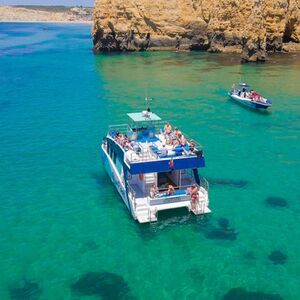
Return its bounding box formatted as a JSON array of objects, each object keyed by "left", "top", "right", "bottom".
[
  {"left": 137, "top": 136, "right": 160, "bottom": 143},
  {"left": 109, "top": 123, "right": 201, "bottom": 161},
  {"left": 158, "top": 189, "right": 187, "bottom": 197},
  {"left": 150, "top": 190, "right": 189, "bottom": 205},
  {"left": 174, "top": 145, "right": 183, "bottom": 156}
]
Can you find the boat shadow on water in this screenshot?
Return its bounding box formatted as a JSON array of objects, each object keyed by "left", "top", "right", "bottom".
[
  {"left": 207, "top": 178, "right": 248, "bottom": 189},
  {"left": 135, "top": 211, "right": 239, "bottom": 242},
  {"left": 222, "top": 287, "right": 285, "bottom": 300},
  {"left": 134, "top": 208, "right": 197, "bottom": 240},
  {"left": 134, "top": 208, "right": 210, "bottom": 241}
]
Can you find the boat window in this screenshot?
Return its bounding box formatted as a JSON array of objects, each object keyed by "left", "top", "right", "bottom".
[{"left": 158, "top": 171, "right": 180, "bottom": 189}]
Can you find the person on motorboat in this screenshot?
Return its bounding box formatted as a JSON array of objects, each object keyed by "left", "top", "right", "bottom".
[
  {"left": 242, "top": 88, "right": 247, "bottom": 98},
  {"left": 250, "top": 91, "right": 263, "bottom": 102}
]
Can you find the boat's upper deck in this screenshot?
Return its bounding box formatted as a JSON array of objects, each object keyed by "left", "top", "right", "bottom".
[{"left": 106, "top": 111, "right": 204, "bottom": 165}]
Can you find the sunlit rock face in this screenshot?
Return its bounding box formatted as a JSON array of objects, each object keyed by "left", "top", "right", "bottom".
[{"left": 93, "top": 0, "right": 300, "bottom": 62}]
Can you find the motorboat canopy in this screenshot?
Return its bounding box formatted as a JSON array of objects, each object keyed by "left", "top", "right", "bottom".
[{"left": 238, "top": 82, "right": 250, "bottom": 88}]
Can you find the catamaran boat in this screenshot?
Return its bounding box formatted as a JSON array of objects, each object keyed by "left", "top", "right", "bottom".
[
  {"left": 228, "top": 83, "right": 272, "bottom": 110},
  {"left": 100, "top": 104, "right": 211, "bottom": 223}
]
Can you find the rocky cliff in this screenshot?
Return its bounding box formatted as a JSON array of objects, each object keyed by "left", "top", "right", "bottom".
[{"left": 93, "top": 0, "right": 300, "bottom": 62}]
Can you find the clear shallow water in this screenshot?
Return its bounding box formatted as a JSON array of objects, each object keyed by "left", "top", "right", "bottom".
[{"left": 0, "top": 23, "right": 300, "bottom": 300}]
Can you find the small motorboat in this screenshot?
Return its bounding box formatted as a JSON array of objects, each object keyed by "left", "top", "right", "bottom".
[{"left": 228, "top": 83, "right": 272, "bottom": 110}]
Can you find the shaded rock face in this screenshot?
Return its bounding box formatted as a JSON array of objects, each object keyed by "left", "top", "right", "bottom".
[{"left": 93, "top": 0, "right": 300, "bottom": 62}]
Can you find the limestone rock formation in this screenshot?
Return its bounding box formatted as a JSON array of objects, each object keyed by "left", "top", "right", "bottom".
[{"left": 93, "top": 0, "right": 300, "bottom": 62}]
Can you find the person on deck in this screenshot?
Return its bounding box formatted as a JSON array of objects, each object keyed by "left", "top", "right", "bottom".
[
  {"left": 167, "top": 184, "right": 175, "bottom": 196},
  {"left": 114, "top": 131, "right": 120, "bottom": 142},
  {"left": 164, "top": 122, "right": 172, "bottom": 137},
  {"left": 180, "top": 135, "right": 187, "bottom": 146},
  {"left": 166, "top": 135, "right": 173, "bottom": 145},
  {"left": 124, "top": 140, "right": 133, "bottom": 151},
  {"left": 189, "top": 140, "right": 196, "bottom": 153},
  {"left": 150, "top": 184, "right": 159, "bottom": 198},
  {"left": 160, "top": 145, "right": 168, "bottom": 157},
  {"left": 188, "top": 184, "right": 199, "bottom": 210}
]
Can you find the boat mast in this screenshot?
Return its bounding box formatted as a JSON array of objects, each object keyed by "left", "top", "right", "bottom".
[
  {"left": 145, "top": 88, "right": 153, "bottom": 113},
  {"left": 145, "top": 96, "right": 152, "bottom": 112}
]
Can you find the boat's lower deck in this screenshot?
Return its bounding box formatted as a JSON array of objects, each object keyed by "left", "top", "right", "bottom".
[{"left": 131, "top": 186, "right": 210, "bottom": 223}]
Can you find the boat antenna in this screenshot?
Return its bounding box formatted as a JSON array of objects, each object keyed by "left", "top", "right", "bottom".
[{"left": 145, "top": 96, "right": 153, "bottom": 112}]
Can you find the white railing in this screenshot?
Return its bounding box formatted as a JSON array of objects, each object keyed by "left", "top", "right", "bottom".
[
  {"left": 182, "top": 133, "right": 204, "bottom": 152},
  {"left": 125, "top": 148, "right": 159, "bottom": 163},
  {"left": 107, "top": 122, "right": 204, "bottom": 153},
  {"left": 199, "top": 176, "right": 209, "bottom": 191},
  {"left": 130, "top": 120, "right": 166, "bottom": 135},
  {"left": 147, "top": 184, "right": 196, "bottom": 204},
  {"left": 106, "top": 122, "right": 205, "bottom": 164},
  {"left": 108, "top": 121, "right": 165, "bottom": 140},
  {"left": 169, "top": 124, "right": 204, "bottom": 152},
  {"left": 184, "top": 169, "right": 209, "bottom": 191},
  {"left": 108, "top": 124, "right": 130, "bottom": 137}
]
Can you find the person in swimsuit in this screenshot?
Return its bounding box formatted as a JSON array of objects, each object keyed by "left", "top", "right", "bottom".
[
  {"left": 167, "top": 184, "right": 175, "bottom": 196},
  {"left": 180, "top": 135, "right": 187, "bottom": 147},
  {"left": 174, "top": 127, "right": 180, "bottom": 138},
  {"left": 150, "top": 184, "right": 159, "bottom": 198},
  {"left": 188, "top": 184, "right": 199, "bottom": 210},
  {"left": 164, "top": 122, "right": 172, "bottom": 138},
  {"left": 160, "top": 144, "right": 168, "bottom": 157},
  {"left": 189, "top": 140, "right": 196, "bottom": 152}
]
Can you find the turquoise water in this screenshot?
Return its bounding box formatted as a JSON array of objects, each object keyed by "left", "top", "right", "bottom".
[{"left": 0, "top": 23, "right": 300, "bottom": 300}]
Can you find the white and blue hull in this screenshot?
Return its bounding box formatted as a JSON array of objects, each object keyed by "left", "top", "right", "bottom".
[
  {"left": 100, "top": 144, "right": 135, "bottom": 218},
  {"left": 228, "top": 92, "right": 272, "bottom": 110}
]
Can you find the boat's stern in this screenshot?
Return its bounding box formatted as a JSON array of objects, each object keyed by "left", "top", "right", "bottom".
[{"left": 128, "top": 173, "right": 211, "bottom": 223}]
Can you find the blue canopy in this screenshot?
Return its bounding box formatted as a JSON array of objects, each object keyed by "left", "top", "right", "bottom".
[
  {"left": 238, "top": 83, "right": 250, "bottom": 88},
  {"left": 127, "top": 112, "right": 161, "bottom": 123}
]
